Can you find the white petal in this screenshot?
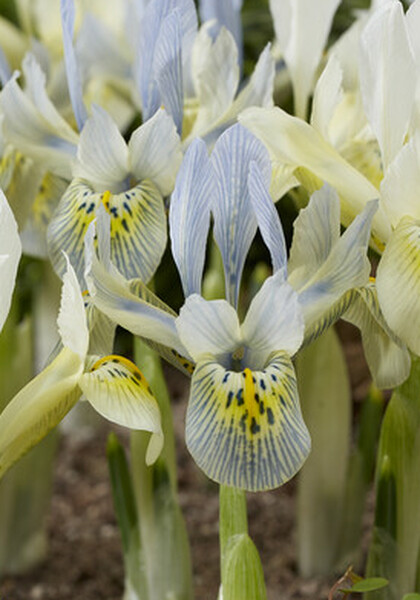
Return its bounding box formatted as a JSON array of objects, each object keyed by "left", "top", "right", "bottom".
[
  {"left": 0, "top": 347, "right": 82, "bottom": 479},
  {"left": 271, "top": 0, "right": 341, "bottom": 118},
  {"left": 199, "top": 0, "right": 243, "bottom": 64},
  {"left": 239, "top": 107, "right": 391, "bottom": 243},
  {"left": 359, "top": 1, "right": 416, "bottom": 169},
  {"left": 247, "top": 161, "right": 287, "bottom": 273},
  {"left": 310, "top": 54, "right": 343, "bottom": 141},
  {"left": 241, "top": 270, "right": 304, "bottom": 360},
  {"left": 57, "top": 255, "right": 89, "bottom": 359},
  {"left": 376, "top": 216, "right": 420, "bottom": 355},
  {"left": 380, "top": 134, "right": 420, "bottom": 226},
  {"left": 190, "top": 24, "right": 239, "bottom": 137},
  {"left": 73, "top": 105, "right": 129, "bottom": 191},
  {"left": 128, "top": 108, "right": 182, "bottom": 197},
  {"left": 296, "top": 200, "right": 378, "bottom": 329},
  {"left": 60, "top": 0, "right": 87, "bottom": 130},
  {"left": 288, "top": 184, "right": 341, "bottom": 290},
  {"left": 169, "top": 138, "right": 214, "bottom": 296},
  {"left": 79, "top": 355, "right": 163, "bottom": 464},
  {"left": 0, "top": 191, "right": 21, "bottom": 331},
  {"left": 211, "top": 123, "right": 271, "bottom": 306},
  {"left": 176, "top": 294, "right": 241, "bottom": 362}
]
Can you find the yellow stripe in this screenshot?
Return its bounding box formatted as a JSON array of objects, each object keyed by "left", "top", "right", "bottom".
[
  {"left": 90, "top": 354, "right": 145, "bottom": 382},
  {"left": 101, "top": 190, "right": 112, "bottom": 214}
]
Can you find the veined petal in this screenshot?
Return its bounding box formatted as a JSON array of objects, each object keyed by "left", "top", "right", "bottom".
[
  {"left": 48, "top": 179, "right": 166, "bottom": 284},
  {"left": 190, "top": 24, "right": 239, "bottom": 137},
  {"left": 199, "top": 0, "right": 243, "bottom": 65},
  {"left": 128, "top": 108, "right": 182, "bottom": 197},
  {"left": 288, "top": 185, "right": 341, "bottom": 290},
  {"left": 376, "top": 216, "right": 420, "bottom": 355},
  {"left": 211, "top": 123, "right": 271, "bottom": 306},
  {"left": 57, "top": 255, "right": 89, "bottom": 359},
  {"left": 79, "top": 355, "right": 163, "bottom": 465},
  {"left": 60, "top": 0, "right": 87, "bottom": 130},
  {"left": 0, "top": 191, "right": 21, "bottom": 331},
  {"left": 169, "top": 138, "right": 214, "bottom": 296},
  {"left": 239, "top": 107, "right": 391, "bottom": 243},
  {"left": 73, "top": 105, "right": 129, "bottom": 192},
  {"left": 0, "top": 347, "right": 82, "bottom": 479},
  {"left": 344, "top": 285, "right": 411, "bottom": 388},
  {"left": 360, "top": 0, "right": 416, "bottom": 169},
  {"left": 83, "top": 291, "right": 116, "bottom": 356},
  {"left": 295, "top": 200, "right": 377, "bottom": 329},
  {"left": 242, "top": 271, "right": 304, "bottom": 363},
  {"left": 153, "top": 10, "right": 184, "bottom": 135},
  {"left": 176, "top": 294, "right": 241, "bottom": 362},
  {"left": 248, "top": 161, "right": 287, "bottom": 273},
  {"left": 186, "top": 353, "right": 310, "bottom": 491},
  {"left": 84, "top": 229, "right": 186, "bottom": 357}
]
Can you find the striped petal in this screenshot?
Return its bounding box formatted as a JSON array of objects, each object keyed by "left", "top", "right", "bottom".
[
  {"left": 0, "top": 191, "right": 21, "bottom": 332},
  {"left": 128, "top": 108, "right": 182, "bottom": 197},
  {"left": 79, "top": 355, "right": 163, "bottom": 464},
  {"left": 248, "top": 161, "right": 287, "bottom": 273},
  {"left": 0, "top": 347, "right": 82, "bottom": 479},
  {"left": 376, "top": 216, "right": 420, "bottom": 355},
  {"left": 199, "top": 0, "right": 243, "bottom": 65},
  {"left": 153, "top": 10, "right": 183, "bottom": 135},
  {"left": 186, "top": 352, "right": 310, "bottom": 491},
  {"left": 48, "top": 179, "right": 166, "bottom": 284},
  {"left": 211, "top": 123, "right": 271, "bottom": 306},
  {"left": 60, "top": 0, "right": 87, "bottom": 130},
  {"left": 169, "top": 138, "right": 214, "bottom": 296}
]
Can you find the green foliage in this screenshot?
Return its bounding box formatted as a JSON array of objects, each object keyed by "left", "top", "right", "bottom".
[{"left": 341, "top": 578, "right": 388, "bottom": 593}]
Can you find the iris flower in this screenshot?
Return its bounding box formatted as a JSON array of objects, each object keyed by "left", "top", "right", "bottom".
[
  {"left": 0, "top": 254, "right": 163, "bottom": 480},
  {"left": 85, "top": 124, "right": 379, "bottom": 491},
  {"left": 240, "top": 0, "right": 420, "bottom": 358}
]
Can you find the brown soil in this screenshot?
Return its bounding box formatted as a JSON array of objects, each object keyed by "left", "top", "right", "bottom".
[{"left": 0, "top": 324, "right": 373, "bottom": 600}]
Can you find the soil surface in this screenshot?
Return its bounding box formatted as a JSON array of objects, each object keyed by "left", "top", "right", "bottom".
[{"left": 0, "top": 324, "right": 374, "bottom": 600}]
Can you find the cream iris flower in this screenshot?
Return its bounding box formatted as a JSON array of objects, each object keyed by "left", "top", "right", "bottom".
[
  {"left": 0, "top": 190, "right": 21, "bottom": 332},
  {"left": 0, "top": 255, "right": 163, "bottom": 480},
  {"left": 85, "top": 124, "right": 378, "bottom": 491},
  {"left": 241, "top": 0, "right": 420, "bottom": 358}
]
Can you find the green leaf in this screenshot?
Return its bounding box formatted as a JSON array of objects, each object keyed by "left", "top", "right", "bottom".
[
  {"left": 402, "top": 595, "right": 420, "bottom": 600},
  {"left": 222, "top": 534, "right": 267, "bottom": 600},
  {"left": 347, "top": 577, "right": 389, "bottom": 592}
]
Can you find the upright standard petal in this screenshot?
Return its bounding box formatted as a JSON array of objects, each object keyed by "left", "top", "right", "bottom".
[
  {"left": 199, "top": 0, "right": 243, "bottom": 65},
  {"left": 128, "top": 108, "right": 183, "bottom": 197},
  {"left": 0, "top": 191, "right": 21, "bottom": 331},
  {"left": 176, "top": 294, "right": 241, "bottom": 362},
  {"left": 211, "top": 124, "right": 271, "bottom": 306},
  {"left": 60, "top": 0, "right": 88, "bottom": 130},
  {"left": 310, "top": 55, "right": 343, "bottom": 142},
  {"left": 79, "top": 355, "right": 163, "bottom": 465},
  {"left": 169, "top": 138, "right": 214, "bottom": 297},
  {"left": 186, "top": 353, "right": 311, "bottom": 491},
  {"left": 376, "top": 216, "right": 420, "bottom": 356},
  {"left": 248, "top": 160, "right": 287, "bottom": 273},
  {"left": 152, "top": 10, "right": 184, "bottom": 135},
  {"left": 359, "top": 0, "right": 416, "bottom": 169}
]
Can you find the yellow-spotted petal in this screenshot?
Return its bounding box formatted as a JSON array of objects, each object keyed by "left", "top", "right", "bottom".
[
  {"left": 0, "top": 347, "right": 83, "bottom": 479},
  {"left": 79, "top": 355, "right": 163, "bottom": 465},
  {"left": 377, "top": 216, "right": 420, "bottom": 356},
  {"left": 186, "top": 353, "right": 310, "bottom": 491},
  {"left": 48, "top": 178, "right": 166, "bottom": 284}
]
